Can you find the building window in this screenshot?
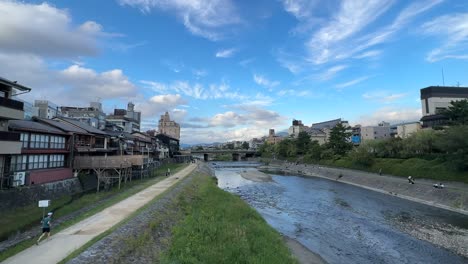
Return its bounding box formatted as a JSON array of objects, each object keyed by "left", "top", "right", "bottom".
[
  {"left": 20, "top": 133, "right": 29, "bottom": 148},
  {"left": 49, "top": 154, "right": 64, "bottom": 168},
  {"left": 10, "top": 155, "right": 27, "bottom": 171},
  {"left": 28, "top": 155, "right": 48, "bottom": 169},
  {"left": 30, "top": 134, "right": 50, "bottom": 149},
  {"left": 50, "top": 136, "right": 65, "bottom": 149}
]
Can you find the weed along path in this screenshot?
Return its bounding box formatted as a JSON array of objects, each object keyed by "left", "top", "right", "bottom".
[{"left": 3, "top": 163, "right": 197, "bottom": 264}]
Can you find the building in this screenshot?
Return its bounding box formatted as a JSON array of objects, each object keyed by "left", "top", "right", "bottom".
[
  {"left": 249, "top": 138, "right": 264, "bottom": 150},
  {"left": 155, "top": 133, "right": 179, "bottom": 157},
  {"left": 288, "top": 119, "right": 309, "bottom": 138},
  {"left": 266, "top": 129, "right": 283, "bottom": 145},
  {"left": 0, "top": 77, "right": 31, "bottom": 188},
  {"left": 34, "top": 100, "right": 60, "bottom": 119},
  {"left": 307, "top": 128, "right": 327, "bottom": 145},
  {"left": 158, "top": 111, "right": 180, "bottom": 140},
  {"left": 60, "top": 102, "right": 107, "bottom": 129},
  {"left": 106, "top": 102, "right": 141, "bottom": 133},
  {"left": 21, "top": 100, "right": 38, "bottom": 120},
  {"left": 309, "top": 118, "right": 350, "bottom": 144},
  {"left": 361, "top": 122, "right": 391, "bottom": 142},
  {"left": 8, "top": 120, "right": 72, "bottom": 185},
  {"left": 351, "top": 125, "right": 361, "bottom": 145},
  {"left": 420, "top": 86, "right": 468, "bottom": 128},
  {"left": 396, "top": 122, "right": 421, "bottom": 138}
]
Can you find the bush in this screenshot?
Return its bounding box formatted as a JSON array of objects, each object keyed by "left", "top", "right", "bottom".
[{"left": 350, "top": 147, "right": 374, "bottom": 167}]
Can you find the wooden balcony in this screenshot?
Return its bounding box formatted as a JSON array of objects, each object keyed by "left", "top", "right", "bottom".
[{"left": 73, "top": 155, "right": 145, "bottom": 169}]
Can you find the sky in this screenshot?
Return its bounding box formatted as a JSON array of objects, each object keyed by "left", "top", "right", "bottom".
[{"left": 0, "top": 0, "right": 467, "bottom": 144}]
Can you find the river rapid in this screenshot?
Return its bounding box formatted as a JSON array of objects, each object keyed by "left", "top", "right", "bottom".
[{"left": 212, "top": 161, "right": 468, "bottom": 264}]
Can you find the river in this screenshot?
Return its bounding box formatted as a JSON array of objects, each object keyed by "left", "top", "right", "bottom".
[{"left": 212, "top": 161, "right": 468, "bottom": 264}]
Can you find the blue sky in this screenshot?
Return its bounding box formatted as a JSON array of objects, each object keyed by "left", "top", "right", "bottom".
[{"left": 0, "top": 0, "right": 467, "bottom": 144}]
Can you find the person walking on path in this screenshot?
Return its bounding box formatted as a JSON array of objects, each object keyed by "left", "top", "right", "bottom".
[
  {"left": 167, "top": 168, "right": 171, "bottom": 176},
  {"left": 36, "top": 212, "right": 53, "bottom": 245}
]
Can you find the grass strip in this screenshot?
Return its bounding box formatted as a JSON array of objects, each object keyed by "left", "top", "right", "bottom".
[
  {"left": 161, "top": 173, "right": 298, "bottom": 264},
  {"left": 0, "top": 163, "right": 188, "bottom": 262}
]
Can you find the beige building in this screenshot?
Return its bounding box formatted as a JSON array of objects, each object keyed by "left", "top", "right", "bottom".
[
  {"left": 267, "top": 129, "right": 283, "bottom": 144},
  {"left": 421, "top": 86, "right": 468, "bottom": 116},
  {"left": 288, "top": 119, "right": 309, "bottom": 138},
  {"left": 361, "top": 122, "right": 391, "bottom": 142},
  {"left": 397, "top": 122, "right": 421, "bottom": 138},
  {"left": 158, "top": 112, "right": 180, "bottom": 140}
]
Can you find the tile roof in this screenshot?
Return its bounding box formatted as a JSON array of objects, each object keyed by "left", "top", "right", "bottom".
[
  {"left": 9, "top": 120, "right": 66, "bottom": 135},
  {"left": 57, "top": 117, "right": 108, "bottom": 135},
  {"left": 35, "top": 117, "right": 89, "bottom": 134}
]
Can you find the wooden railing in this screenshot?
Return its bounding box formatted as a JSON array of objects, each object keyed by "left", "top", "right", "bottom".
[{"left": 74, "top": 155, "right": 146, "bottom": 169}]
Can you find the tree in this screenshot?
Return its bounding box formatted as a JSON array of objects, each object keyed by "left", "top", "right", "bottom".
[
  {"left": 434, "top": 125, "right": 468, "bottom": 170},
  {"left": 277, "top": 139, "right": 296, "bottom": 158},
  {"left": 304, "top": 140, "right": 322, "bottom": 161},
  {"left": 241, "top": 141, "right": 250, "bottom": 149},
  {"left": 442, "top": 99, "right": 468, "bottom": 125},
  {"left": 326, "top": 123, "right": 353, "bottom": 155},
  {"left": 296, "top": 131, "right": 311, "bottom": 155}
]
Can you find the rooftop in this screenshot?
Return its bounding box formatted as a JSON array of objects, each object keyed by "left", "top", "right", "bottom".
[
  {"left": 9, "top": 120, "right": 66, "bottom": 135},
  {"left": 0, "top": 76, "right": 32, "bottom": 92},
  {"left": 420, "top": 86, "right": 468, "bottom": 100}
]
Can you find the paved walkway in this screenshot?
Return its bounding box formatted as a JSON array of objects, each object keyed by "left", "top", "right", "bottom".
[{"left": 3, "top": 164, "right": 197, "bottom": 264}]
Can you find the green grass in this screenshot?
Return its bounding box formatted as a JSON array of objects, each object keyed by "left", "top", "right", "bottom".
[
  {"left": 0, "top": 163, "right": 188, "bottom": 262},
  {"left": 161, "top": 173, "right": 297, "bottom": 264},
  {"left": 318, "top": 157, "right": 468, "bottom": 183}
]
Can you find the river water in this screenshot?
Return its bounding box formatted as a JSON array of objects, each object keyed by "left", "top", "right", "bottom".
[{"left": 212, "top": 161, "right": 468, "bottom": 264}]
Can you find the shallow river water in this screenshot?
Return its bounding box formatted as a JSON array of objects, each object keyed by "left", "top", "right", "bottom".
[{"left": 212, "top": 161, "right": 468, "bottom": 264}]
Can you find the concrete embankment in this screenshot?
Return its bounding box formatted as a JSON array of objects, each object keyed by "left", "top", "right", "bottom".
[{"left": 260, "top": 160, "right": 468, "bottom": 216}]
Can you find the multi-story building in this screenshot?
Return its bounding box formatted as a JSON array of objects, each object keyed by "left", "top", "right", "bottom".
[
  {"left": 420, "top": 86, "right": 468, "bottom": 128},
  {"left": 288, "top": 119, "right": 309, "bottom": 138},
  {"left": 249, "top": 138, "right": 264, "bottom": 150},
  {"left": 106, "top": 102, "right": 141, "bottom": 133},
  {"left": 0, "top": 77, "right": 31, "bottom": 188},
  {"left": 60, "top": 102, "right": 107, "bottom": 129},
  {"left": 397, "top": 122, "right": 421, "bottom": 138},
  {"left": 361, "top": 122, "right": 391, "bottom": 142},
  {"left": 158, "top": 111, "right": 180, "bottom": 140},
  {"left": 266, "top": 129, "right": 283, "bottom": 145},
  {"left": 8, "top": 120, "right": 72, "bottom": 185},
  {"left": 309, "top": 118, "right": 350, "bottom": 144},
  {"left": 34, "top": 100, "right": 60, "bottom": 119}
]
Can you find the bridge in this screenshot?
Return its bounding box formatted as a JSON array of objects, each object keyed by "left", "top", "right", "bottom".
[{"left": 190, "top": 149, "right": 257, "bottom": 161}]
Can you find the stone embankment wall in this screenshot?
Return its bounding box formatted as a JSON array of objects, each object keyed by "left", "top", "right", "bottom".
[
  {"left": 261, "top": 160, "right": 468, "bottom": 215},
  {"left": 0, "top": 178, "right": 82, "bottom": 212}
]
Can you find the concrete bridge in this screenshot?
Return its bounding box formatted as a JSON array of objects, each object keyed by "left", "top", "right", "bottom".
[{"left": 190, "top": 149, "right": 257, "bottom": 161}]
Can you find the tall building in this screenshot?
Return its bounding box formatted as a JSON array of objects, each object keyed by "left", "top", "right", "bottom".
[
  {"left": 158, "top": 112, "right": 180, "bottom": 140},
  {"left": 0, "top": 77, "right": 32, "bottom": 187},
  {"left": 34, "top": 100, "right": 60, "bottom": 119},
  {"left": 60, "top": 102, "right": 107, "bottom": 129},
  {"left": 420, "top": 86, "right": 468, "bottom": 128},
  {"left": 288, "top": 119, "right": 309, "bottom": 138},
  {"left": 361, "top": 122, "right": 391, "bottom": 142},
  {"left": 106, "top": 102, "right": 141, "bottom": 133}
]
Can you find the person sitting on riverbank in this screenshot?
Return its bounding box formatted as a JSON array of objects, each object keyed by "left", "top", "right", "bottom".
[
  {"left": 433, "top": 183, "right": 445, "bottom": 189},
  {"left": 408, "top": 176, "right": 415, "bottom": 184}
]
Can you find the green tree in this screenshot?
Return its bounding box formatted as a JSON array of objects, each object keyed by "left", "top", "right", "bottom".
[
  {"left": 350, "top": 144, "right": 375, "bottom": 167},
  {"left": 326, "top": 123, "right": 353, "bottom": 155},
  {"left": 277, "top": 139, "right": 296, "bottom": 158},
  {"left": 296, "top": 131, "right": 311, "bottom": 155},
  {"left": 435, "top": 125, "right": 468, "bottom": 170},
  {"left": 241, "top": 141, "right": 250, "bottom": 149},
  {"left": 442, "top": 99, "right": 468, "bottom": 125},
  {"left": 304, "top": 140, "right": 322, "bottom": 161},
  {"left": 196, "top": 146, "right": 203, "bottom": 150}
]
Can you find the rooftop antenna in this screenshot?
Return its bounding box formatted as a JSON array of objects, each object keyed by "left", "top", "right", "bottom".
[{"left": 441, "top": 67, "right": 445, "bottom": 86}]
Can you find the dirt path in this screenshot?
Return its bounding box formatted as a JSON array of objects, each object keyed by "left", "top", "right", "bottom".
[{"left": 3, "top": 164, "right": 197, "bottom": 264}]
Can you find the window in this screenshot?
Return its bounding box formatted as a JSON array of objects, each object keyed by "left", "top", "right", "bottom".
[
  {"left": 10, "top": 155, "right": 27, "bottom": 171},
  {"left": 28, "top": 155, "right": 48, "bottom": 169},
  {"left": 49, "top": 154, "right": 65, "bottom": 168},
  {"left": 50, "top": 136, "right": 65, "bottom": 149},
  {"left": 30, "top": 134, "right": 50, "bottom": 149},
  {"left": 20, "top": 133, "right": 29, "bottom": 148}
]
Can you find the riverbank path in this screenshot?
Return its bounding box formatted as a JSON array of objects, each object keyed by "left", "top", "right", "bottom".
[{"left": 3, "top": 163, "right": 197, "bottom": 264}]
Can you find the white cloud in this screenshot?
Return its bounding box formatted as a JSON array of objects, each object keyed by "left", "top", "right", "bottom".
[
  {"left": 215, "top": 48, "right": 236, "bottom": 58},
  {"left": 253, "top": 74, "right": 280, "bottom": 88},
  {"left": 137, "top": 94, "right": 187, "bottom": 118},
  {"left": 277, "top": 89, "right": 309, "bottom": 97},
  {"left": 306, "top": 0, "right": 394, "bottom": 64},
  {"left": 141, "top": 80, "right": 247, "bottom": 100},
  {"left": 335, "top": 76, "right": 370, "bottom": 89},
  {"left": 239, "top": 58, "right": 255, "bottom": 67},
  {"left": 0, "top": 53, "right": 138, "bottom": 104},
  {"left": 353, "top": 50, "right": 382, "bottom": 59},
  {"left": 422, "top": 13, "right": 468, "bottom": 62},
  {"left": 316, "top": 65, "right": 348, "bottom": 81},
  {"left": 282, "top": 0, "right": 319, "bottom": 19},
  {"left": 0, "top": 1, "right": 110, "bottom": 58},
  {"left": 362, "top": 91, "right": 408, "bottom": 103},
  {"left": 118, "top": 0, "right": 241, "bottom": 41},
  {"left": 355, "top": 107, "right": 421, "bottom": 126}
]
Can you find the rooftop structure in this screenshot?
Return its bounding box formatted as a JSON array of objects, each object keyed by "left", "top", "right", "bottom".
[{"left": 158, "top": 111, "right": 180, "bottom": 140}]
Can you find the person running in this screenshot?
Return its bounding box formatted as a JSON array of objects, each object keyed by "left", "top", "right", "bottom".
[{"left": 36, "top": 212, "right": 53, "bottom": 245}]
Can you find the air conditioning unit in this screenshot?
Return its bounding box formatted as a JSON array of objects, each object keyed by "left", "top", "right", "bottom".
[{"left": 13, "top": 172, "right": 26, "bottom": 187}]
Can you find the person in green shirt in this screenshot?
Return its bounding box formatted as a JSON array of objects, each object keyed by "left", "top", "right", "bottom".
[{"left": 36, "top": 212, "right": 52, "bottom": 245}]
